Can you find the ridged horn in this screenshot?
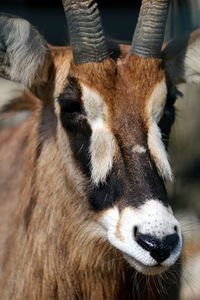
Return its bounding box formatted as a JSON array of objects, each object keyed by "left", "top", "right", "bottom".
[
  {"left": 62, "top": 0, "right": 109, "bottom": 64},
  {"left": 131, "top": 0, "right": 170, "bottom": 58}
]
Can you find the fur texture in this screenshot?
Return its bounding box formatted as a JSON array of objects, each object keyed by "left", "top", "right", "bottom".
[{"left": 2, "top": 14, "right": 200, "bottom": 300}]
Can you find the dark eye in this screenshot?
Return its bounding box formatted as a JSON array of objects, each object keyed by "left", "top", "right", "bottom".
[
  {"left": 159, "top": 104, "right": 175, "bottom": 141},
  {"left": 58, "top": 97, "right": 87, "bottom": 132},
  {"left": 58, "top": 98, "right": 83, "bottom": 114},
  {"left": 159, "top": 86, "right": 182, "bottom": 148}
]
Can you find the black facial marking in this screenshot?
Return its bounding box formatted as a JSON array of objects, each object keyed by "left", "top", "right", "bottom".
[
  {"left": 115, "top": 131, "right": 168, "bottom": 209},
  {"left": 58, "top": 77, "right": 86, "bottom": 132},
  {"left": 58, "top": 77, "right": 84, "bottom": 115},
  {"left": 159, "top": 84, "right": 182, "bottom": 148},
  {"left": 89, "top": 166, "right": 123, "bottom": 211},
  {"left": 58, "top": 98, "right": 82, "bottom": 114},
  {"left": 58, "top": 77, "right": 92, "bottom": 176},
  {"left": 68, "top": 122, "right": 92, "bottom": 177},
  {"left": 59, "top": 77, "right": 82, "bottom": 101}
]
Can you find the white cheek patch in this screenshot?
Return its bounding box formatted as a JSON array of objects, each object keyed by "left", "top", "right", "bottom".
[
  {"left": 81, "top": 85, "right": 115, "bottom": 185},
  {"left": 148, "top": 122, "right": 173, "bottom": 181},
  {"left": 100, "top": 206, "right": 120, "bottom": 232},
  {"left": 99, "top": 200, "right": 182, "bottom": 275},
  {"left": 146, "top": 79, "right": 173, "bottom": 181}
]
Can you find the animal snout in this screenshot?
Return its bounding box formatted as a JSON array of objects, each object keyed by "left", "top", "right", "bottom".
[{"left": 134, "top": 226, "right": 180, "bottom": 263}]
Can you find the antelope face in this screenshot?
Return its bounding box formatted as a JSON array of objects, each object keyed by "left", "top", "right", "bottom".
[
  {"left": 56, "top": 55, "right": 182, "bottom": 275},
  {"left": 0, "top": 0, "right": 189, "bottom": 276},
  {"left": 53, "top": 0, "right": 183, "bottom": 275}
]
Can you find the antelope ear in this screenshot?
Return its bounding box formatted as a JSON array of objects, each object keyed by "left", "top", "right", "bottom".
[
  {"left": 0, "top": 15, "right": 51, "bottom": 88},
  {"left": 163, "top": 29, "right": 200, "bottom": 84}
]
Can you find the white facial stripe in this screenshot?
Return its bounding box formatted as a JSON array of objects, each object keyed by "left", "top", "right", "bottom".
[
  {"left": 132, "top": 145, "right": 146, "bottom": 154},
  {"left": 89, "top": 119, "right": 115, "bottom": 185},
  {"left": 146, "top": 79, "right": 172, "bottom": 181},
  {"left": 81, "top": 85, "right": 115, "bottom": 185},
  {"left": 148, "top": 122, "right": 173, "bottom": 181},
  {"left": 81, "top": 84, "right": 105, "bottom": 121},
  {"left": 99, "top": 200, "right": 182, "bottom": 275},
  {"left": 146, "top": 79, "right": 167, "bottom": 123}
]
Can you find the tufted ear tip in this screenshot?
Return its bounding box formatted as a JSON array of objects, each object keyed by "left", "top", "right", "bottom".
[{"left": 0, "top": 15, "right": 52, "bottom": 88}]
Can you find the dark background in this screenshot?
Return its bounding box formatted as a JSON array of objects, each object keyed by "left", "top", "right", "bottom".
[{"left": 0, "top": 0, "right": 142, "bottom": 45}]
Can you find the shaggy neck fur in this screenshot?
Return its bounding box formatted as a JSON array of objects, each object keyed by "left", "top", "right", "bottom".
[{"left": 0, "top": 104, "right": 172, "bottom": 300}]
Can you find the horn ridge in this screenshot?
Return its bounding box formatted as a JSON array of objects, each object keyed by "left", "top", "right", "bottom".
[
  {"left": 62, "top": 0, "right": 109, "bottom": 64},
  {"left": 131, "top": 0, "right": 170, "bottom": 58}
]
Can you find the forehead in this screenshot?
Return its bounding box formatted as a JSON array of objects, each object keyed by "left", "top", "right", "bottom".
[
  {"left": 69, "top": 54, "right": 166, "bottom": 125},
  {"left": 52, "top": 45, "right": 166, "bottom": 110}
]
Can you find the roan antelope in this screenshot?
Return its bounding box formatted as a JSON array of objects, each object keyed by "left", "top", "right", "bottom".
[{"left": 0, "top": 0, "right": 200, "bottom": 299}]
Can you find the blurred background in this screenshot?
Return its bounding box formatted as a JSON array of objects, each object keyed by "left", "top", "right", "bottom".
[{"left": 0, "top": 0, "right": 200, "bottom": 299}]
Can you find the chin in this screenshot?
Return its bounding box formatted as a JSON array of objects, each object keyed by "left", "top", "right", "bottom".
[{"left": 123, "top": 254, "right": 169, "bottom": 276}]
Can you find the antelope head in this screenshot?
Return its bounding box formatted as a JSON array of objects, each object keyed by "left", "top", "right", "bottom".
[{"left": 1, "top": 0, "right": 200, "bottom": 275}]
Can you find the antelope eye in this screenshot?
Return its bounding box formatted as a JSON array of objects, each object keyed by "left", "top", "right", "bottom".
[
  {"left": 159, "top": 86, "right": 181, "bottom": 148},
  {"left": 58, "top": 98, "right": 83, "bottom": 114},
  {"left": 58, "top": 97, "right": 87, "bottom": 132}
]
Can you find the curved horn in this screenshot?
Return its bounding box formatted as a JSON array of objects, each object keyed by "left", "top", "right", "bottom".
[
  {"left": 62, "top": 0, "right": 109, "bottom": 64},
  {"left": 131, "top": 0, "right": 170, "bottom": 58}
]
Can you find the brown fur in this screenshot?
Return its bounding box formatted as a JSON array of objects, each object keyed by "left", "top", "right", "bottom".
[{"left": 0, "top": 45, "right": 176, "bottom": 299}]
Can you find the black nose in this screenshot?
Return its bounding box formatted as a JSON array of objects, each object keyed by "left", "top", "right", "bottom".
[{"left": 135, "top": 231, "right": 179, "bottom": 263}]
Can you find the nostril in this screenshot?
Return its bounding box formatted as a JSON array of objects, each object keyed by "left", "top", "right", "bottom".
[
  {"left": 151, "top": 248, "right": 170, "bottom": 264},
  {"left": 134, "top": 231, "right": 180, "bottom": 264},
  {"left": 135, "top": 233, "right": 157, "bottom": 252},
  {"left": 174, "top": 226, "right": 178, "bottom": 233},
  {"left": 163, "top": 233, "right": 179, "bottom": 252}
]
